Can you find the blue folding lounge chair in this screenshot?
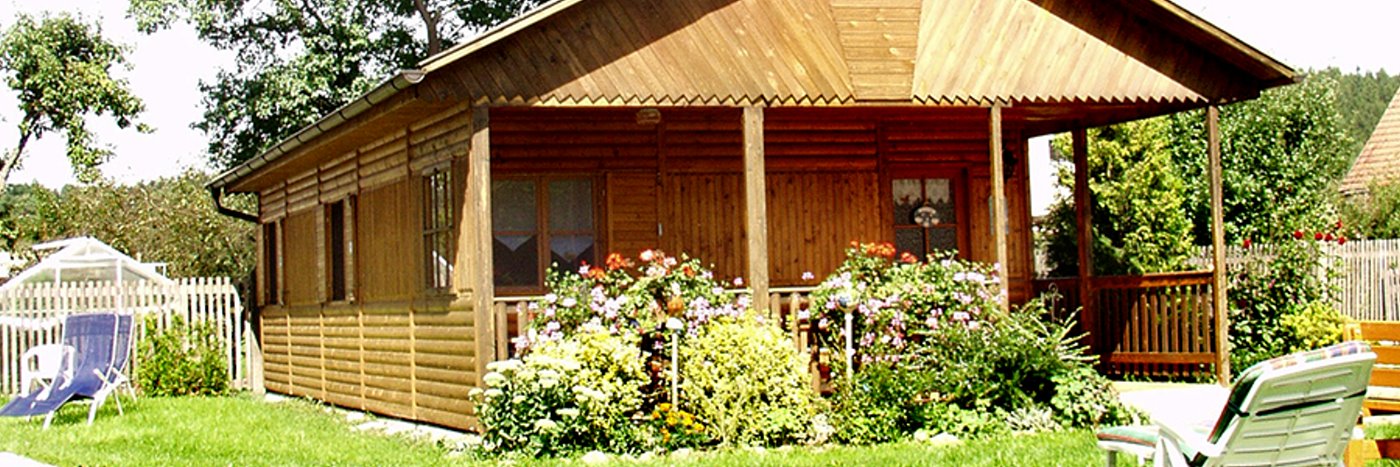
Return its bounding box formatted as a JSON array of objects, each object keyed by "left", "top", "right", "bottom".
[
  {"left": 0, "top": 313, "right": 135, "bottom": 427},
  {"left": 1097, "top": 341, "right": 1375, "bottom": 467}
]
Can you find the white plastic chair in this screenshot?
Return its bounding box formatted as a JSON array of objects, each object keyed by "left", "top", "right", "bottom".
[
  {"left": 1099, "top": 341, "right": 1375, "bottom": 467},
  {"left": 20, "top": 344, "right": 73, "bottom": 395}
]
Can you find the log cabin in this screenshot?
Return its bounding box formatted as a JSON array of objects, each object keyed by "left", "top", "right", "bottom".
[{"left": 207, "top": 0, "right": 1297, "bottom": 429}]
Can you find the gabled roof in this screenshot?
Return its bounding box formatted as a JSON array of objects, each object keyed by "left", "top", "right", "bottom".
[
  {"left": 211, "top": 0, "right": 1297, "bottom": 192},
  {"left": 1341, "top": 87, "right": 1400, "bottom": 195}
]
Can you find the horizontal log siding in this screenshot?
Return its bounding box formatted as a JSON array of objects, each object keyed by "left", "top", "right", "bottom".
[
  {"left": 259, "top": 301, "right": 476, "bottom": 429},
  {"left": 257, "top": 104, "right": 479, "bottom": 431}
]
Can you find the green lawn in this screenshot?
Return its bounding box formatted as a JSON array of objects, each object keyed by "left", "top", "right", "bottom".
[{"left": 0, "top": 394, "right": 1132, "bottom": 466}]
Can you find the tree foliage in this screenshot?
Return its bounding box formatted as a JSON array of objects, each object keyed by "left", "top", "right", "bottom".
[
  {"left": 1042, "top": 118, "right": 1195, "bottom": 277},
  {"left": 1, "top": 171, "right": 255, "bottom": 285},
  {"left": 1167, "top": 73, "right": 1353, "bottom": 244},
  {"left": 1340, "top": 180, "right": 1400, "bottom": 239},
  {"left": 128, "top": 0, "right": 544, "bottom": 170},
  {"left": 0, "top": 13, "right": 148, "bottom": 189}
]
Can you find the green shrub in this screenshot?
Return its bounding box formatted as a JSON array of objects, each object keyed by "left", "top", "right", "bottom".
[
  {"left": 474, "top": 328, "right": 646, "bottom": 457},
  {"left": 1279, "top": 301, "right": 1347, "bottom": 352},
  {"left": 812, "top": 244, "right": 1136, "bottom": 441},
  {"left": 1229, "top": 231, "right": 1342, "bottom": 373},
  {"left": 677, "top": 313, "right": 815, "bottom": 446},
  {"left": 136, "top": 315, "right": 229, "bottom": 396}
]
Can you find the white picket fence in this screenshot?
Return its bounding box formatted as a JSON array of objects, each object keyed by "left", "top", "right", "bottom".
[{"left": 0, "top": 277, "right": 248, "bottom": 395}]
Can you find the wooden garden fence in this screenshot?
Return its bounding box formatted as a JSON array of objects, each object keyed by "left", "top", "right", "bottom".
[
  {"left": 0, "top": 278, "right": 248, "bottom": 395},
  {"left": 1186, "top": 239, "right": 1400, "bottom": 321}
]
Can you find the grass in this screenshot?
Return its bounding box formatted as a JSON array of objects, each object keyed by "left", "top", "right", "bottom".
[
  {"left": 0, "top": 394, "right": 454, "bottom": 466},
  {"left": 0, "top": 394, "right": 1131, "bottom": 466}
]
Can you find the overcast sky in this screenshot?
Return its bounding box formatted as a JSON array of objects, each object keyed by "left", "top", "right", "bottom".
[{"left": 1, "top": 0, "right": 1398, "bottom": 215}]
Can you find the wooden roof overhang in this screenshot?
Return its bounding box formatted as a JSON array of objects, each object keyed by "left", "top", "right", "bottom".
[{"left": 213, "top": 0, "right": 1297, "bottom": 193}]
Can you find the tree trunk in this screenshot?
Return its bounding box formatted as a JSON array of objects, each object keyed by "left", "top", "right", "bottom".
[
  {"left": 0, "top": 131, "right": 32, "bottom": 191},
  {"left": 413, "top": 0, "right": 442, "bottom": 56}
]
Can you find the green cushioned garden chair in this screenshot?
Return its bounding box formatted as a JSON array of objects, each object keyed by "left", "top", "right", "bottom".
[{"left": 1097, "top": 341, "right": 1375, "bottom": 467}]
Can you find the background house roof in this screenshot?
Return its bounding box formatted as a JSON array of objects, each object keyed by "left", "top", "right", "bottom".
[{"left": 1341, "top": 87, "right": 1400, "bottom": 195}]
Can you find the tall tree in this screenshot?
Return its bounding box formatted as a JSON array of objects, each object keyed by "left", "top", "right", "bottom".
[
  {"left": 128, "top": 0, "right": 544, "bottom": 170},
  {"left": 0, "top": 13, "right": 148, "bottom": 190},
  {"left": 1042, "top": 118, "right": 1195, "bottom": 277},
  {"left": 1167, "top": 73, "right": 1353, "bottom": 244}
]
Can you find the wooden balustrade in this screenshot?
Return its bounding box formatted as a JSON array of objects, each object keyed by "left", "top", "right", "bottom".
[{"left": 1034, "top": 271, "right": 1219, "bottom": 377}]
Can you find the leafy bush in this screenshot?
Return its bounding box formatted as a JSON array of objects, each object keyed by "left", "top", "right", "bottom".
[
  {"left": 678, "top": 313, "right": 815, "bottom": 446},
  {"left": 474, "top": 328, "right": 646, "bottom": 457},
  {"left": 813, "top": 244, "right": 1135, "bottom": 441},
  {"left": 136, "top": 315, "right": 229, "bottom": 396},
  {"left": 1228, "top": 230, "right": 1342, "bottom": 373}
]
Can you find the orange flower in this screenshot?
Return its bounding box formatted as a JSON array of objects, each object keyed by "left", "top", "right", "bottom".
[
  {"left": 899, "top": 252, "right": 918, "bottom": 263},
  {"left": 606, "top": 252, "right": 629, "bottom": 271},
  {"left": 587, "top": 267, "right": 607, "bottom": 280}
]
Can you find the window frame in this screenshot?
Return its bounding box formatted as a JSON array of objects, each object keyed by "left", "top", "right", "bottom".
[
  {"left": 422, "top": 166, "right": 455, "bottom": 294},
  {"left": 886, "top": 166, "right": 969, "bottom": 260},
  {"left": 491, "top": 174, "right": 602, "bottom": 295},
  {"left": 262, "top": 219, "right": 282, "bottom": 306},
  {"left": 325, "top": 197, "right": 354, "bottom": 303}
]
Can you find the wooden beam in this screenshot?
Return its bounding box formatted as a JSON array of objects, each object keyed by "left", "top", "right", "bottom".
[
  {"left": 743, "top": 106, "right": 770, "bottom": 314},
  {"left": 1208, "top": 105, "right": 1230, "bottom": 384},
  {"left": 989, "top": 105, "right": 1009, "bottom": 311},
  {"left": 466, "top": 105, "right": 497, "bottom": 377},
  {"left": 1072, "top": 128, "right": 1096, "bottom": 354}
]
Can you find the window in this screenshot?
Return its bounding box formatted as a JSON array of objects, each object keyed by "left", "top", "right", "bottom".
[
  {"left": 423, "top": 169, "right": 454, "bottom": 292},
  {"left": 492, "top": 177, "right": 596, "bottom": 291},
  {"left": 326, "top": 199, "right": 351, "bottom": 301},
  {"left": 893, "top": 177, "right": 959, "bottom": 259},
  {"left": 262, "top": 221, "right": 280, "bottom": 305}
]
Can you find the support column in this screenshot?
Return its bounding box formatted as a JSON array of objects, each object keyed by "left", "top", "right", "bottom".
[
  {"left": 743, "top": 106, "right": 770, "bottom": 314},
  {"left": 465, "top": 105, "right": 496, "bottom": 378},
  {"left": 1208, "top": 105, "right": 1230, "bottom": 384},
  {"left": 1072, "top": 128, "right": 1096, "bottom": 354},
  {"left": 988, "top": 105, "right": 1009, "bottom": 311}
]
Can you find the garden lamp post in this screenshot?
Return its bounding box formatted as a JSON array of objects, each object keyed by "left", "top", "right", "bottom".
[
  {"left": 837, "top": 294, "right": 855, "bottom": 381},
  {"left": 665, "top": 317, "right": 684, "bottom": 405}
]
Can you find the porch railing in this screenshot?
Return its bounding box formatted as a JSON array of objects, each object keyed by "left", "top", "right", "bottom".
[
  {"left": 1034, "top": 271, "right": 1219, "bottom": 378},
  {"left": 493, "top": 274, "right": 1217, "bottom": 382}
]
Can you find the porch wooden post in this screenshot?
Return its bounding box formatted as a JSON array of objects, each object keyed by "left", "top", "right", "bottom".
[
  {"left": 1072, "top": 128, "right": 1096, "bottom": 355},
  {"left": 466, "top": 105, "right": 497, "bottom": 379},
  {"left": 743, "top": 106, "right": 770, "bottom": 314},
  {"left": 988, "top": 105, "right": 1009, "bottom": 311},
  {"left": 1208, "top": 105, "right": 1230, "bottom": 384}
]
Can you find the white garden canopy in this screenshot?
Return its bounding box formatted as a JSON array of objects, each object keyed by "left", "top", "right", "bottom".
[{"left": 0, "top": 237, "right": 172, "bottom": 293}]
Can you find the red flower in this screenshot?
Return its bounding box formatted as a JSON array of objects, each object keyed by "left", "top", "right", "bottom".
[
  {"left": 1293, "top": 230, "right": 1304, "bottom": 240},
  {"left": 1338, "top": 236, "right": 1348, "bottom": 245},
  {"left": 1325, "top": 233, "right": 1335, "bottom": 242},
  {"left": 1242, "top": 238, "right": 1252, "bottom": 249},
  {"left": 1314, "top": 232, "right": 1325, "bottom": 241},
  {"left": 1336, "top": 220, "right": 1344, "bottom": 230}
]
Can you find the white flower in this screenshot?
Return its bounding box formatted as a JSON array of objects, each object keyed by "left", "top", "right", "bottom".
[
  {"left": 802, "top": 271, "right": 815, "bottom": 281},
  {"left": 484, "top": 388, "right": 503, "bottom": 398},
  {"left": 557, "top": 408, "right": 581, "bottom": 418},
  {"left": 640, "top": 249, "right": 656, "bottom": 262},
  {"left": 534, "top": 419, "right": 558, "bottom": 431},
  {"left": 544, "top": 293, "right": 558, "bottom": 304},
  {"left": 561, "top": 297, "right": 577, "bottom": 308},
  {"left": 482, "top": 371, "right": 507, "bottom": 387},
  {"left": 666, "top": 317, "right": 685, "bottom": 331},
  {"left": 578, "top": 265, "right": 591, "bottom": 275},
  {"left": 539, "top": 377, "right": 559, "bottom": 388}
]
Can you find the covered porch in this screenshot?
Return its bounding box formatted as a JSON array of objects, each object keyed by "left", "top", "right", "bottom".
[{"left": 475, "top": 101, "right": 1238, "bottom": 384}]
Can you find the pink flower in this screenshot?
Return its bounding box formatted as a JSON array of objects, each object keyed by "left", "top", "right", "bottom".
[
  {"left": 733, "top": 277, "right": 744, "bottom": 287},
  {"left": 801, "top": 271, "right": 815, "bottom": 281}
]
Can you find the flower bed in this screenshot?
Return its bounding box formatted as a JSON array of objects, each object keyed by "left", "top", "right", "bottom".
[{"left": 473, "top": 245, "right": 1137, "bottom": 459}]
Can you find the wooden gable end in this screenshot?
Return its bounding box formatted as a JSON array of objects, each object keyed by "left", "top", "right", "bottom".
[{"left": 423, "top": 0, "right": 1286, "bottom": 106}]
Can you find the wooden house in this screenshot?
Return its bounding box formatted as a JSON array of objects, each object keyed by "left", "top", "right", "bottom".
[{"left": 207, "top": 0, "right": 1296, "bottom": 429}]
